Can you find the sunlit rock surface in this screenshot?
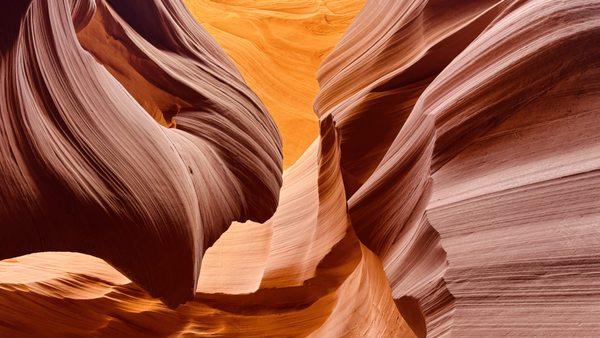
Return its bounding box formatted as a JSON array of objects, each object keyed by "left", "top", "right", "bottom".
[
  {"left": 316, "top": 0, "right": 600, "bottom": 335},
  {"left": 1, "top": 0, "right": 599, "bottom": 337},
  {"left": 184, "top": 0, "right": 365, "bottom": 167},
  {"left": 0, "top": 0, "right": 282, "bottom": 308}
]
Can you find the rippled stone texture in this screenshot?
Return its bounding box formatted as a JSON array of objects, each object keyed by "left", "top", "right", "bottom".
[
  {"left": 1, "top": 0, "right": 599, "bottom": 337},
  {"left": 0, "top": 0, "right": 282, "bottom": 308},
  {"left": 184, "top": 0, "right": 365, "bottom": 167},
  {"left": 317, "top": 0, "right": 600, "bottom": 335}
]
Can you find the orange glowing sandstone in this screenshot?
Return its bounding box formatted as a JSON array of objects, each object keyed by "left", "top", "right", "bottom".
[{"left": 184, "top": 0, "right": 365, "bottom": 167}]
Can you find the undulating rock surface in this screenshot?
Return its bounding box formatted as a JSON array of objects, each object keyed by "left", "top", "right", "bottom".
[
  {"left": 0, "top": 0, "right": 282, "bottom": 308},
  {"left": 316, "top": 0, "right": 600, "bottom": 336},
  {"left": 1, "top": 0, "right": 599, "bottom": 337},
  {"left": 184, "top": 0, "right": 365, "bottom": 167}
]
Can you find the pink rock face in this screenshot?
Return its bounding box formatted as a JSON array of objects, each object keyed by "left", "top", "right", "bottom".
[
  {"left": 317, "top": 0, "right": 600, "bottom": 335},
  {"left": 0, "top": 0, "right": 282, "bottom": 308},
  {"left": 1, "top": 0, "right": 599, "bottom": 336}
]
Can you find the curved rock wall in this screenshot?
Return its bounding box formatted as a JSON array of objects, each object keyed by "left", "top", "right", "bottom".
[
  {"left": 1, "top": 0, "right": 599, "bottom": 336},
  {"left": 0, "top": 0, "right": 282, "bottom": 307}
]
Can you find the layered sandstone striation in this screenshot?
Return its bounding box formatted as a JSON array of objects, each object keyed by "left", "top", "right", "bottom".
[
  {"left": 316, "top": 0, "right": 600, "bottom": 335},
  {"left": 1, "top": 115, "right": 414, "bottom": 337},
  {"left": 0, "top": 0, "right": 282, "bottom": 308},
  {"left": 184, "top": 0, "right": 365, "bottom": 167},
  {"left": 1, "top": 0, "right": 599, "bottom": 337}
]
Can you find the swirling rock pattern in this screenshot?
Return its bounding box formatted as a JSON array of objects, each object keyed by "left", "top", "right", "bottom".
[
  {"left": 0, "top": 0, "right": 282, "bottom": 308},
  {"left": 0, "top": 116, "right": 414, "bottom": 337},
  {"left": 1, "top": 0, "right": 600, "bottom": 337},
  {"left": 184, "top": 0, "right": 365, "bottom": 167},
  {"left": 317, "top": 0, "right": 600, "bottom": 335}
]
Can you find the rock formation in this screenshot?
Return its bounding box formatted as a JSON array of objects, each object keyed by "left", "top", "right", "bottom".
[
  {"left": 316, "top": 0, "right": 600, "bottom": 335},
  {"left": 0, "top": 0, "right": 282, "bottom": 308},
  {"left": 185, "top": 0, "right": 365, "bottom": 167},
  {"left": 1, "top": 0, "right": 599, "bottom": 336}
]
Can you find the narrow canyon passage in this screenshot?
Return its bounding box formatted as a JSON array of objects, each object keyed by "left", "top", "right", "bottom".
[
  {"left": 1, "top": 0, "right": 599, "bottom": 337},
  {"left": 184, "top": 0, "right": 365, "bottom": 167}
]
